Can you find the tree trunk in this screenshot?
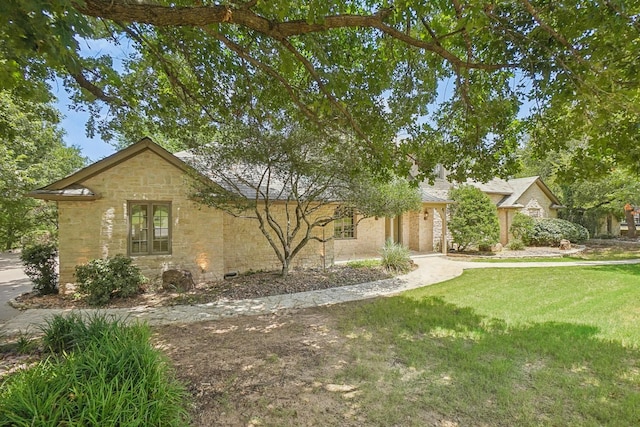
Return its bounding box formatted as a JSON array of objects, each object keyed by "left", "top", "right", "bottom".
[
  {"left": 280, "top": 259, "right": 290, "bottom": 277},
  {"left": 625, "top": 209, "right": 637, "bottom": 238}
]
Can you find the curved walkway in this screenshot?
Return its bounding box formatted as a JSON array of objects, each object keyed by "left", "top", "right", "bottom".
[{"left": 2, "top": 255, "right": 640, "bottom": 335}]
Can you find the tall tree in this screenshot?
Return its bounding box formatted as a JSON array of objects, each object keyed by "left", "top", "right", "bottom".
[
  {"left": 190, "top": 121, "right": 421, "bottom": 276},
  {"left": 3, "top": 1, "right": 639, "bottom": 181},
  {"left": 0, "top": 91, "right": 86, "bottom": 249},
  {"left": 518, "top": 138, "right": 640, "bottom": 237}
]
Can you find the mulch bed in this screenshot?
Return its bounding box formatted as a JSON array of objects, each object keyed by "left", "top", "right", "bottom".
[{"left": 12, "top": 266, "right": 391, "bottom": 310}]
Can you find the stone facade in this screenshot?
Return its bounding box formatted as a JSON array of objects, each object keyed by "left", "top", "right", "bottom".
[
  {"left": 45, "top": 139, "right": 563, "bottom": 285},
  {"left": 57, "top": 149, "right": 224, "bottom": 284},
  {"left": 56, "top": 148, "right": 341, "bottom": 284},
  {"left": 222, "top": 204, "right": 333, "bottom": 273},
  {"left": 334, "top": 216, "right": 385, "bottom": 260}
]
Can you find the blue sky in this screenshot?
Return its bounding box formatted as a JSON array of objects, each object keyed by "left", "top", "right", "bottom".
[{"left": 56, "top": 93, "right": 116, "bottom": 162}]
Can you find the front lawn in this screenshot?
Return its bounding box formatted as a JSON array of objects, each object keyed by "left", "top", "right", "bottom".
[{"left": 338, "top": 265, "right": 640, "bottom": 426}]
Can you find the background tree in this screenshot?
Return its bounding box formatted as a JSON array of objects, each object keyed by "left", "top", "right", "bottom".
[
  {"left": 518, "top": 138, "right": 640, "bottom": 237},
  {"left": 3, "top": 1, "right": 639, "bottom": 183},
  {"left": 190, "top": 121, "right": 421, "bottom": 276},
  {"left": 0, "top": 91, "right": 86, "bottom": 250},
  {"left": 448, "top": 185, "right": 500, "bottom": 252}
]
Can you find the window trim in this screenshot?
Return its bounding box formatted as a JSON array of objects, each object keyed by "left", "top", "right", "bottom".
[
  {"left": 127, "top": 201, "right": 172, "bottom": 256},
  {"left": 334, "top": 208, "right": 357, "bottom": 240}
]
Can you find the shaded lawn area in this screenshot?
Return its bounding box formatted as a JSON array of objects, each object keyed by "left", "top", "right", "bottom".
[{"left": 337, "top": 265, "right": 640, "bottom": 426}]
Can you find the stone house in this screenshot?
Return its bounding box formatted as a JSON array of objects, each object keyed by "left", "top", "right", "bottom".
[
  {"left": 424, "top": 175, "right": 564, "bottom": 246},
  {"left": 30, "top": 137, "right": 561, "bottom": 284},
  {"left": 30, "top": 138, "right": 451, "bottom": 284}
]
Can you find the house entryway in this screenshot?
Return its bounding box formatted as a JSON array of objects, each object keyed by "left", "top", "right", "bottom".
[{"left": 385, "top": 216, "right": 402, "bottom": 244}]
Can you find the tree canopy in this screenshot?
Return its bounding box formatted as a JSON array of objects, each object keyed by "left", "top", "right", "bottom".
[
  {"left": 3, "top": 1, "right": 639, "bottom": 180},
  {"left": 0, "top": 91, "right": 86, "bottom": 249}
]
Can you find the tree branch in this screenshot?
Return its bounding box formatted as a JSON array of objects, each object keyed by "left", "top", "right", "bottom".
[{"left": 75, "top": 0, "right": 513, "bottom": 71}]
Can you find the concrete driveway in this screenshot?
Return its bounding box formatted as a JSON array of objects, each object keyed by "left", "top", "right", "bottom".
[{"left": 0, "top": 252, "right": 32, "bottom": 325}]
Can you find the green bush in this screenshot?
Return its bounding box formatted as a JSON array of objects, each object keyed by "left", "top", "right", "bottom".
[
  {"left": 510, "top": 212, "right": 535, "bottom": 245},
  {"left": 75, "top": 255, "right": 146, "bottom": 306},
  {"left": 530, "top": 218, "right": 590, "bottom": 246},
  {"left": 506, "top": 238, "right": 526, "bottom": 250},
  {"left": 449, "top": 185, "right": 500, "bottom": 251},
  {"left": 20, "top": 242, "right": 58, "bottom": 295},
  {"left": 381, "top": 239, "right": 412, "bottom": 274},
  {"left": 0, "top": 314, "right": 189, "bottom": 425}
]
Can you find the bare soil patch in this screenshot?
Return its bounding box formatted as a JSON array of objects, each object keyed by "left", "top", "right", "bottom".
[{"left": 154, "top": 304, "right": 372, "bottom": 426}]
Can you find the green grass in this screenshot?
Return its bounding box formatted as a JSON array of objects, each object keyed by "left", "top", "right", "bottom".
[
  {"left": 338, "top": 265, "right": 640, "bottom": 426},
  {"left": 345, "top": 259, "right": 381, "bottom": 269}
]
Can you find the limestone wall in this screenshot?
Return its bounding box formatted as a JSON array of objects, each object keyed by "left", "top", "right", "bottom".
[
  {"left": 222, "top": 203, "right": 333, "bottom": 274},
  {"left": 516, "top": 185, "right": 558, "bottom": 219},
  {"left": 58, "top": 149, "right": 339, "bottom": 283},
  {"left": 57, "top": 149, "right": 224, "bottom": 284},
  {"left": 334, "top": 216, "right": 385, "bottom": 260}
]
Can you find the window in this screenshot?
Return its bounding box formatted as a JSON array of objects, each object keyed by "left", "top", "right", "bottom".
[
  {"left": 129, "top": 202, "right": 171, "bottom": 255},
  {"left": 334, "top": 208, "right": 356, "bottom": 239}
]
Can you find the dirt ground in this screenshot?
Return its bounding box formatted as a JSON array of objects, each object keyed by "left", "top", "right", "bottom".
[{"left": 154, "top": 304, "right": 373, "bottom": 426}]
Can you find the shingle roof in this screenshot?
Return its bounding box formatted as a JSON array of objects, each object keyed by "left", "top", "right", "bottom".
[{"left": 420, "top": 175, "right": 562, "bottom": 209}]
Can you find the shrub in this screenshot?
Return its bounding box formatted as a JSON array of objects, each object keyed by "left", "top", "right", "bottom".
[
  {"left": 20, "top": 242, "right": 58, "bottom": 295},
  {"left": 381, "top": 239, "right": 412, "bottom": 274},
  {"left": 506, "top": 238, "right": 526, "bottom": 250},
  {"left": 75, "top": 255, "right": 146, "bottom": 306},
  {"left": 449, "top": 185, "right": 500, "bottom": 251},
  {"left": 0, "top": 314, "right": 189, "bottom": 425},
  {"left": 510, "top": 212, "right": 535, "bottom": 245},
  {"left": 529, "top": 218, "right": 590, "bottom": 246}
]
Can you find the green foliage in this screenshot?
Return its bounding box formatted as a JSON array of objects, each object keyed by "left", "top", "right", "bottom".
[
  {"left": 529, "top": 218, "right": 590, "bottom": 246},
  {"left": 20, "top": 242, "right": 58, "bottom": 295},
  {"left": 75, "top": 255, "right": 146, "bottom": 306},
  {"left": 448, "top": 185, "right": 500, "bottom": 252},
  {"left": 505, "top": 238, "right": 525, "bottom": 251},
  {"left": 509, "top": 212, "right": 535, "bottom": 245},
  {"left": 345, "top": 259, "right": 381, "bottom": 269},
  {"left": 337, "top": 265, "right": 640, "bottom": 425},
  {"left": 193, "top": 121, "right": 421, "bottom": 277},
  {"left": 41, "top": 312, "right": 89, "bottom": 354},
  {"left": 0, "top": 90, "right": 86, "bottom": 250},
  {"left": 15, "top": 332, "right": 36, "bottom": 355},
  {"left": 380, "top": 239, "right": 412, "bottom": 274},
  {"left": 0, "top": 314, "right": 190, "bottom": 425},
  {"left": 347, "top": 177, "right": 422, "bottom": 219}
]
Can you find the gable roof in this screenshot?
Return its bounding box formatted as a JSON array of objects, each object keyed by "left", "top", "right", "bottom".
[
  {"left": 420, "top": 176, "right": 563, "bottom": 209},
  {"left": 29, "top": 137, "right": 198, "bottom": 201},
  {"left": 492, "top": 176, "right": 563, "bottom": 209}
]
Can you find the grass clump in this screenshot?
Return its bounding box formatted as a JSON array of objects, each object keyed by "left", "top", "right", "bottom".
[
  {"left": 346, "top": 259, "right": 381, "bottom": 269},
  {"left": 0, "top": 313, "right": 189, "bottom": 426},
  {"left": 380, "top": 239, "right": 412, "bottom": 273}
]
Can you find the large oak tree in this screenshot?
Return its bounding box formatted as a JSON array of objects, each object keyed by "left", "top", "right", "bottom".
[{"left": 2, "top": 1, "right": 639, "bottom": 180}]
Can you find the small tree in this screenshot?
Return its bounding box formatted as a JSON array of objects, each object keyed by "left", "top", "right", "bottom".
[
  {"left": 510, "top": 212, "right": 535, "bottom": 245},
  {"left": 20, "top": 241, "right": 58, "bottom": 295},
  {"left": 191, "top": 122, "right": 421, "bottom": 276},
  {"left": 448, "top": 185, "right": 500, "bottom": 252}
]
